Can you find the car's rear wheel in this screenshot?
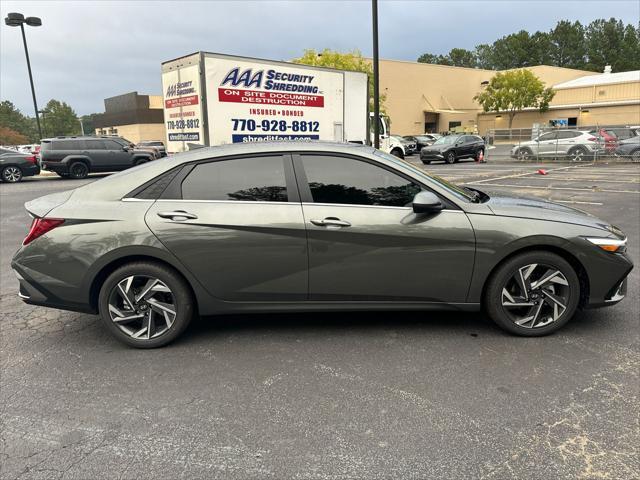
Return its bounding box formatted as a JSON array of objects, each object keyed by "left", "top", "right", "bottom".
[
  {"left": 1, "top": 166, "right": 23, "bottom": 183},
  {"left": 485, "top": 251, "right": 580, "bottom": 336},
  {"left": 445, "top": 151, "right": 456, "bottom": 164},
  {"left": 98, "top": 262, "right": 194, "bottom": 348},
  {"left": 68, "top": 161, "right": 89, "bottom": 179},
  {"left": 568, "top": 146, "right": 589, "bottom": 162}
]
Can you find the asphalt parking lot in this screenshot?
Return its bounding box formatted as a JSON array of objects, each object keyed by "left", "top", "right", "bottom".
[{"left": 1, "top": 161, "right": 639, "bottom": 479}]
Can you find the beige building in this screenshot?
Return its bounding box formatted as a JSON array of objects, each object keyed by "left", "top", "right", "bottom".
[
  {"left": 93, "top": 92, "right": 165, "bottom": 144},
  {"left": 378, "top": 59, "right": 640, "bottom": 136}
]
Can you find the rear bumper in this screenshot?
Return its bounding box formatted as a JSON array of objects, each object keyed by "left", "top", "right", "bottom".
[
  {"left": 23, "top": 164, "right": 40, "bottom": 176},
  {"left": 11, "top": 261, "right": 96, "bottom": 314},
  {"left": 41, "top": 162, "right": 68, "bottom": 173}
]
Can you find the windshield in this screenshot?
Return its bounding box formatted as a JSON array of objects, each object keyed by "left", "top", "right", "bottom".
[
  {"left": 433, "top": 135, "right": 460, "bottom": 145},
  {"left": 372, "top": 149, "right": 476, "bottom": 202}
]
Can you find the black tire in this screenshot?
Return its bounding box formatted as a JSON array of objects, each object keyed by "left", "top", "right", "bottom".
[
  {"left": 98, "top": 261, "right": 194, "bottom": 348},
  {"left": 390, "top": 148, "right": 404, "bottom": 159},
  {"left": 445, "top": 151, "right": 456, "bottom": 164},
  {"left": 68, "top": 161, "right": 89, "bottom": 179},
  {"left": 516, "top": 147, "right": 532, "bottom": 161},
  {"left": 484, "top": 251, "right": 580, "bottom": 336},
  {"left": 422, "top": 159, "right": 431, "bottom": 165},
  {"left": 55, "top": 172, "right": 70, "bottom": 178},
  {"left": 134, "top": 157, "right": 149, "bottom": 166},
  {"left": 476, "top": 148, "right": 485, "bottom": 161},
  {"left": 568, "top": 146, "right": 589, "bottom": 162},
  {"left": 1, "top": 165, "right": 23, "bottom": 183}
]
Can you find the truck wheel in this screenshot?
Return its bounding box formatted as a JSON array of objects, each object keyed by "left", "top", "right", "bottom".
[
  {"left": 390, "top": 148, "right": 404, "bottom": 159},
  {"left": 68, "top": 161, "right": 89, "bottom": 179}
]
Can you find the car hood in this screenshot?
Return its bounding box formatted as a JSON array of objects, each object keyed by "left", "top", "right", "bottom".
[
  {"left": 483, "top": 191, "right": 610, "bottom": 231},
  {"left": 422, "top": 144, "right": 448, "bottom": 152}
]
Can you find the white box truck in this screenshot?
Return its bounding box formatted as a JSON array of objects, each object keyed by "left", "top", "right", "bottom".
[{"left": 161, "top": 52, "right": 404, "bottom": 157}]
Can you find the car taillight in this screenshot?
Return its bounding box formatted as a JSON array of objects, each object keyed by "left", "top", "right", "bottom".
[
  {"left": 23, "top": 218, "right": 65, "bottom": 245},
  {"left": 26, "top": 155, "right": 37, "bottom": 164},
  {"left": 587, "top": 137, "right": 597, "bottom": 142}
]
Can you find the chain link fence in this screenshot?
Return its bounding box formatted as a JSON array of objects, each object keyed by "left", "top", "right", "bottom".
[{"left": 484, "top": 125, "right": 640, "bottom": 163}]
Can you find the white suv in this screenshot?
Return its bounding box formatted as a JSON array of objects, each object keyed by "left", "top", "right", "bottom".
[{"left": 511, "top": 130, "right": 603, "bottom": 161}]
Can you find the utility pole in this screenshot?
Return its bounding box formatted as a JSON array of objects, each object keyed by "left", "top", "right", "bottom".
[
  {"left": 371, "top": 0, "right": 380, "bottom": 149},
  {"left": 5, "top": 13, "right": 43, "bottom": 139}
]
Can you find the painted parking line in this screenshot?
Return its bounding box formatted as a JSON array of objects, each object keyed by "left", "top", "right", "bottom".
[
  {"left": 467, "top": 164, "right": 587, "bottom": 184},
  {"left": 501, "top": 177, "right": 639, "bottom": 184},
  {"left": 472, "top": 183, "right": 639, "bottom": 194},
  {"left": 552, "top": 199, "right": 604, "bottom": 206}
]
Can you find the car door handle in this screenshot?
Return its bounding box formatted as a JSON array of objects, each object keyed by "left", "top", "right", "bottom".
[
  {"left": 157, "top": 210, "right": 198, "bottom": 221},
  {"left": 310, "top": 217, "right": 351, "bottom": 228}
]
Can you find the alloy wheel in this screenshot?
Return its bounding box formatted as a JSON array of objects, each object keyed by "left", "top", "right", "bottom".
[
  {"left": 107, "top": 275, "right": 177, "bottom": 339},
  {"left": 2, "top": 166, "right": 22, "bottom": 182},
  {"left": 570, "top": 149, "right": 585, "bottom": 162},
  {"left": 501, "top": 263, "right": 570, "bottom": 329},
  {"left": 517, "top": 149, "right": 531, "bottom": 160}
]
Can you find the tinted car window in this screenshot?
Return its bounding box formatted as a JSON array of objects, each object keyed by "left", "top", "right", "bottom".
[
  {"left": 54, "top": 140, "right": 83, "bottom": 150},
  {"left": 85, "top": 139, "right": 107, "bottom": 150},
  {"left": 104, "top": 140, "right": 125, "bottom": 150},
  {"left": 556, "top": 131, "right": 577, "bottom": 139},
  {"left": 301, "top": 155, "right": 421, "bottom": 207},
  {"left": 538, "top": 132, "right": 557, "bottom": 141},
  {"left": 182, "top": 156, "right": 288, "bottom": 202}
]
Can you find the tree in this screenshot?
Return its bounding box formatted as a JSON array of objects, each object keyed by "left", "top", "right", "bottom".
[
  {"left": 0, "top": 101, "right": 37, "bottom": 142},
  {"left": 292, "top": 48, "right": 387, "bottom": 112},
  {"left": 549, "top": 21, "right": 586, "bottom": 69},
  {"left": 491, "top": 31, "right": 536, "bottom": 69},
  {"left": 474, "top": 44, "right": 495, "bottom": 69},
  {"left": 417, "top": 53, "right": 444, "bottom": 64},
  {"left": 585, "top": 18, "right": 628, "bottom": 72},
  {"left": 446, "top": 48, "right": 477, "bottom": 68},
  {"left": 41, "top": 99, "right": 80, "bottom": 137},
  {"left": 474, "top": 69, "right": 555, "bottom": 130},
  {"left": 0, "top": 126, "right": 28, "bottom": 145}
]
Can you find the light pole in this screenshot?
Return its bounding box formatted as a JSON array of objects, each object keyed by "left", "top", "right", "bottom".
[
  {"left": 38, "top": 109, "right": 49, "bottom": 137},
  {"left": 371, "top": 0, "right": 380, "bottom": 149},
  {"left": 5, "top": 12, "right": 43, "bottom": 140}
]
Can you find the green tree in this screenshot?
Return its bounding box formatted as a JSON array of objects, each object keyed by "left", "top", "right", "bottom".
[
  {"left": 41, "top": 99, "right": 80, "bottom": 137},
  {"left": 417, "top": 53, "right": 446, "bottom": 64},
  {"left": 474, "top": 69, "right": 555, "bottom": 130},
  {"left": 0, "top": 101, "right": 37, "bottom": 142},
  {"left": 491, "top": 31, "right": 536, "bottom": 69},
  {"left": 620, "top": 23, "right": 640, "bottom": 71},
  {"left": 474, "top": 44, "right": 495, "bottom": 69},
  {"left": 293, "top": 48, "right": 387, "bottom": 112},
  {"left": 446, "top": 48, "right": 477, "bottom": 68},
  {"left": 585, "top": 18, "right": 627, "bottom": 72},
  {"left": 549, "top": 21, "right": 586, "bottom": 69}
]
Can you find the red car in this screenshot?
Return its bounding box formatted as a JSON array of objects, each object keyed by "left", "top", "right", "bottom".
[{"left": 590, "top": 129, "right": 618, "bottom": 153}]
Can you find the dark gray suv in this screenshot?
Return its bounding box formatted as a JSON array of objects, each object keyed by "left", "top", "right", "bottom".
[
  {"left": 39, "top": 136, "right": 155, "bottom": 179},
  {"left": 12, "top": 142, "right": 632, "bottom": 348}
]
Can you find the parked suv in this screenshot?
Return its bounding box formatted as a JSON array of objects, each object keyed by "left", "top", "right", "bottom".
[
  {"left": 511, "top": 130, "right": 602, "bottom": 161},
  {"left": 40, "top": 137, "right": 155, "bottom": 179},
  {"left": 137, "top": 140, "right": 167, "bottom": 157},
  {"left": 420, "top": 134, "right": 485, "bottom": 164}
]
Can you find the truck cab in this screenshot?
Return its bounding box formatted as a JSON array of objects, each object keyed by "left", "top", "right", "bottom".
[{"left": 370, "top": 113, "right": 405, "bottom": 158}]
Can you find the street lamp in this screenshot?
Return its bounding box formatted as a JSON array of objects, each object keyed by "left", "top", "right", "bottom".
[
  {"left": 5, "top": 12, "right": 43, "bottom": 140},
  {"left": 371, "top": 0, "right": 380, "bottom": 149}
]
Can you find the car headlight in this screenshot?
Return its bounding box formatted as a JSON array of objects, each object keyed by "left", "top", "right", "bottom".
[{"left": 585, "top": 237, "right": 627, "bottom": 253}]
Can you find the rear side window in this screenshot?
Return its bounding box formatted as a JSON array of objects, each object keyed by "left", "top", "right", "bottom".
[
  {"left": 538, "top": 132, "right": 557, "bottom": 141},
  {"left": 104, "top": 140, "right": 125, "bottom": 150},
  {"left": 53, "top": 140, "right": 83, "bottom": 150},
  {"left": 181, "top": 156, "right": 288, "bottom": 202},
  {"left": 301, "top": 155, "right": 421, "bottom": 207},
  {"left": 85, "top": 139, "right": 107, "bottom": 150},
  {"left": 556, "top": 131, "right": 578, "bottom": 139}
]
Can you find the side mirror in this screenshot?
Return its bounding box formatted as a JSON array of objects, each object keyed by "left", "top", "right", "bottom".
[
  {"left": 123, "top": 146, "right": 130, "bottom": 151},
  {"left": 412, "top": 191, "right": 443, "bottom": 214}
]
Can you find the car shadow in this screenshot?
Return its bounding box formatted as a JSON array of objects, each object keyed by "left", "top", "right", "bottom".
[{"left": 179, "top": 309, "right": 501, "bottom": 343}]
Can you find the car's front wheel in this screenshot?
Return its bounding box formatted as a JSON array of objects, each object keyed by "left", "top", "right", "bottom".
[
  {"left": 1, "top": 165, "right": 23, "bottom": 183},
  {"left": 484, "top": 251, "right": 580, "bottom": 336},
  {"left": 98, "top": 261, "right": 194, "bottom": 348},
  {"left": 445, "top": 151, "right": 456, "bottom": 164}
]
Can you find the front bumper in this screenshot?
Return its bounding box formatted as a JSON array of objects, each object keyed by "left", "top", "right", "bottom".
[{"left": 420, "top": 151, "right": 445, "bottom": 161}]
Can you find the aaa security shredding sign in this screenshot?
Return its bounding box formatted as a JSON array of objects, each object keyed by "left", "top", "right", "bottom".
[
  {"left": 205, "top": 56, "right": 344, "bottom": 144},
  {"left": 162, "top": 64, "right": 204, "bottom": 149}
]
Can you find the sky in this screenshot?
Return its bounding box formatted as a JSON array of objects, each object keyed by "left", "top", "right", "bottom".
[{"left": 1, "top": 0, "right": 639, "bottom": 116}]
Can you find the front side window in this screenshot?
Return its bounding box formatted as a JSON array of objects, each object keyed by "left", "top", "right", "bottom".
[
  {"left": 301, "top": 155, "right": 421, "bottom": 207},
  {"left": 182, "top": 156, "right": 288, "bottom": 202}
]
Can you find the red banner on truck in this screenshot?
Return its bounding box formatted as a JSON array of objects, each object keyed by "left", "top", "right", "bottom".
[{"left": 218, "top": 88, "right": 324, "bottom": 107}]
